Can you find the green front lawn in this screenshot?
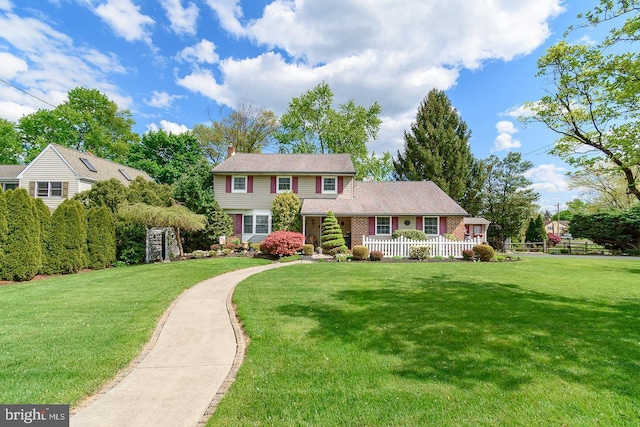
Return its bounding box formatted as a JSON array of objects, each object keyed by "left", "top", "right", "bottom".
[
  {"left": 210, "top": 258, "right": 640, "bottom": 426},
  {"left": 0, "top": 257, "right": 269, "bottom": 406}
]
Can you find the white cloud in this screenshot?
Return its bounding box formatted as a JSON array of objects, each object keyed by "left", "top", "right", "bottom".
[
  {"left": 160, "top": 0, "right": 199, "bottom": 35},
  {"left": 177, "top": 39, "right": 218, "bottom": 64},
  {"left": 500, "top": 104, "right": 534, "bottom": 118},
  {"left": 525, "top": 163, "right": 569, "bottom": 193},
  {"left": 491, "top": 120, "right": 521, "bottom": 152},
  {"left": 0, "top": 52, "right": 28, "bottom": 79},
  {"left": 94, "top": 0, "right": 155, "bottom": 43},
  {"left": 180, "top": 0, "right": 564, "bottom": 155},
  {"left": 0, "top": 0, "right": 12, "bottom": 12},
  {"left": 0, "top": 9, "right": 132, "bottom": 122},
  {"left": 144, "top": 90, "right": 182, "bottom": 108},
  {"left": 146, "top": 119, "right": 190, "bottom": 134}
]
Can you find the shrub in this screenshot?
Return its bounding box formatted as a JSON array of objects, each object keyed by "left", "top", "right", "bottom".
[
  {"left": 321, "top": 212, "right": 348, "bottom": 255},
  {"left": 116, "top": 219, "right": 146, "bottom": 265},
  {"left": 473, "top": 244, "right": 495, "bottom": 262},
  {"left": 250, "top": 243, "right": 261, "bottom": 252},
  {"left": 2, "top": 189, "right": 42, "bottom": 281},
  {"left": 192, "top": 250, "right": 208, "bottom": 258},
  {"left": 392, "top": 229, "right": 427, "bottom": 240},
  {"left": 271, "top": 192, "right": 301, "bottom": 232},
  {"left": 87, "top": 206, "right": 116, "bottom": 270},
  {"left": 260, "top": 231, "right": 305, "bottom": 257},
  {"left": 369, "top": 250, "right": 384, "bottom": 261},
  {"left": 462, "top": 249, "right": 475, "bottom": 261},
  {"left": 409, "top": 245, "right": 431, "bottom": 260},
  {"left": 222, "top": 248, "right": 233, "bottom": 256},
  {"left": 547, "top": 233, "right": 561, "bottom": 246},
  {"left": 444, "top": 233, "right": 459, "bottom": 241},
  {"left": 208, "top": 250, "right": 219, "bottom": 257},
  {"left": 44, "top": 199, "right": 88, "bottom": 274},
  {"left": 335, "top": 253, "right": 348, "bottom": 262},
  {"left": 301, "top": 244, "right": 314, "bottom": 256},
  {"left": 33, "top": 198, "right": 50, "bottom": 269},
  {"left": 352, "top": 245, "right": 369, "bottom": 260}
]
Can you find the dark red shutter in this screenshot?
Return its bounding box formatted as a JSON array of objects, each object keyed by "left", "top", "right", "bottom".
[
  {"left": 368, "top": 217, "right": 376, "bottom": 235},
  {"left": 247, "top": 176, "right": 253, "bottom": 193},
  {"left": 292, "top": 176, "right": 298, "bottom": 193},
  {"left": 271, "top": 176, "right": 276, "bottom": 193},
  {"left": 338, "top": 176, "right": 344, "bottom": 194},
  {"left": 416, "top": 217, "right": 423, "bottom": 231},
  {"left": 392, "top": 217, "right": 398, "bottom": 232},
  {"left": 439, "top": 217, "right": 447, "bottom": 235},
  {"left": 226, "top": 176, "right": 231, "bottom": 193},
  {"left": 235, "top": 214, "right": 243, "bottom": 235},
  {"left": 316, "top": 176, "right": 322, "bottom": 193}
]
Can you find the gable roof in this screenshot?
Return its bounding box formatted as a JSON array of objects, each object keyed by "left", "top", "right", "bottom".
[
  {"left": 19, "top": 143, "right": 151, "bottom": 184},
  {"left": 464, "top": 217, "right": 491, "bottom": 226},
  {"left": 301, "top": 181, "right": 468, "bottom": 216},
  {"left": 212, "top": 153, "right": 356, "bottom": 175},
  {"left": 0, "top": 165, "right": 26, "bottom": 179}
]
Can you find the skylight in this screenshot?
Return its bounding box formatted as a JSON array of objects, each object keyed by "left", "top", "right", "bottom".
[
  {"left": 119, "top": 169, "right": 132, "bottom": 181},
  {"left": 80, "top": 157, "right": 97, "bottom": 172}
]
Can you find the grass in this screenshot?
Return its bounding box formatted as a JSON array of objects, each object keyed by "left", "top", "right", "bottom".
[
  {"left": 210, "top": 257, "right": 640, "bottom": 426},
  {"left": 0, "top": 257, "right": 269, "bottom": 406}
]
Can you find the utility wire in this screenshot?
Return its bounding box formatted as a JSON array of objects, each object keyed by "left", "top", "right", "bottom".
[{"left": 0, "top": 77, "right": 57, "bottom": 108}]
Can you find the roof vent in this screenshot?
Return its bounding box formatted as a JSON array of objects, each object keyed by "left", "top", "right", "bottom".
[{"left": 80, "top": 157, "right": 97, "bottom": 172}]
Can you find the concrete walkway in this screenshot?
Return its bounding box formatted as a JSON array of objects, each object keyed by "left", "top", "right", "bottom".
[{"left": 71, "top": 262, "right": 298, "bottom": 427}]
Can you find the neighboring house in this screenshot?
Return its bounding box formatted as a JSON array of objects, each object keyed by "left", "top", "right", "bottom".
[
  {"left": 544, "top": 220, "right": 570, "bottom": 236},
  {"left": 0, "top": 165, "right": 26, "bottom": 191},
  {"left": 464, "top": 217, "right": 490, "bottom": 240},
  {"left": 212, "top": 149, "right": 470, "bottom": 248},
  {"left": 0, "top": 143, "right": 151, "bottom": 210}
]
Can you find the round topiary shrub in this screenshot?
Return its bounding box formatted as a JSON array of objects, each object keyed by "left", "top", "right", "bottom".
[
  {"left": 261, "top": 231, "right": 305, "bottom": 256},
  {"left": 351, "top": 245, "right": 369, "bottom": 260},
  {"left": 369, "top": 250, "right": 384, "bottom": 261},
  {"left": 301, "top": 244, "right": 314, "bottom": 256},
  {"left": 409, "top": 245, "right": 431, "bottom": 260},
  {"left": 462, "top": 249, "right": 475, "bottom": 261},
  {"left": 472, "top": 244, "right": 495, "bottom": 262}
]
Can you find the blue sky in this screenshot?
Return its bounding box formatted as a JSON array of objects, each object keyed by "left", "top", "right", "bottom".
[{"left": 0, "top": 0, "right": 605, "bottom": 212}]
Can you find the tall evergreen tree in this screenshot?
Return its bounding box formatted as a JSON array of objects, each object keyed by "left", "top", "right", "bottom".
[
  {"left": 525, "top": 214, "right": 547, "bottom": 243},
  {"left": 87, "top": 206, "right": 116, "bottom": 269},
  {"left": 2, "top": 189, "right": 41, "bottom": 281},
  {"left": 33, "top": 198, "right": 51, "bottom": 273},
  {"left": 321, "top": 212, "right": 347, "bottom": 255},
  {"left": 44, "top": 199, "right": 88, "bottom": 274},
  {"left": 0, "top": 189, "right": 7, "bottom": 271},
  {"left": 394, "top": 89, "right": 479, "bottom": 208}
]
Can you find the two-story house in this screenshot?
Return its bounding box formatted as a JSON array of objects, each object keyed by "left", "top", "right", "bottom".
[{"left": 212, "top": 149, "right": 469, "bottom": 248}]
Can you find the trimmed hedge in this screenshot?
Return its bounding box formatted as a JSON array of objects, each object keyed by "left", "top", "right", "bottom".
[
  {"left": 301, "top": 244, "right": 314, "bottom": 256},
  {"left": 392, "top": 229, "right": 427, "bottom": 240},
  {"left": 409, "top": 245, "right": 430, "bottom": 260},
  {"left": 44, "top": 199, "right": 88, "bottom": 274},
  {"left": 2, "top": 189, "right": 42, "bottom": 281},
  {"left": 321, "top": 212, "right": 348, "bottom": 255},
  {"left": 352, "top": 245, "right": 369, "bottom": 260},
  {"left": 87, "top": 206, "right": 116, "bottom": 269},
  {"left": 473, "top": 244, "right": 495, "bottom": 262}
]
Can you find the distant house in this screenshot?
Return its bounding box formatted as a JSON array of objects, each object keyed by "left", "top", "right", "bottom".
[
  {"left": 212, "top": 148, "right": 470, "bottom": 248},
  {"left": 544, "top": 220, "right": 570, "bottom": 235},
  {"left": 0, "top": 143, "right": 151, "bottom": 210}
]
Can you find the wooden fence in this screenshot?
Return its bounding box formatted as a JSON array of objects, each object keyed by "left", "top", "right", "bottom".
[{"left": 362, "top": 235, "right": 484, "bottom": 258}]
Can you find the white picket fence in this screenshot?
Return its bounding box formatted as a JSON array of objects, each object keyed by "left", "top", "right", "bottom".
[{"left": 362, "top": 235, "right": 484, "bottom": 258}]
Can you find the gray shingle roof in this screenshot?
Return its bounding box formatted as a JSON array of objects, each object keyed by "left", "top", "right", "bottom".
[
  {"left": 464, "top": 217, "right": 491, "bottom": 225},
  {"left": 301, "top": 181, "right": 468, "bottom": 216},
  {"left": 48, "top": 144, "right": 152, "bottom": 183},
  {"left": 0, "top": 165, "right": 26, "bottom": 179},
  {"left": 212, "top": 153, "right": 356, "bottom": 175}
]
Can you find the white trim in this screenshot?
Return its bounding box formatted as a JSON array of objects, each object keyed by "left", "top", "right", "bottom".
[
  {"left": 277, "top": 175, "right": 292, "bottom": 193},
  {"left": 322, "top": 176, "right": 337, "bottom": 194},
  {"left": 423, "top": 216, "right": 439, "bottom": 236},
  {"left": 232, "top": 175, "right": 247, "bottom": 193},
  {"left": 376, "top": 216, "right": 391, "bottom": 236}
]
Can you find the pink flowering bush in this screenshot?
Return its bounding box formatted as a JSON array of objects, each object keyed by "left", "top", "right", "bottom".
[
  {"left": 260, "top": 231, "right": 305, "bottom": 256},
  {"left": 547, "top": 233, "right": 561, "bottom": 246}
]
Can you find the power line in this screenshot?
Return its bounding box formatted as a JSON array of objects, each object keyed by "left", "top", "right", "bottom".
[{"left": 0, "top": 78, "right": 57, "bottom": 108}]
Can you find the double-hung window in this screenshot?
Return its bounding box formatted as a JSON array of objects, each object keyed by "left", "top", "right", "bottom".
[
  {"left": 37, "top": 181, "right": 63, "bottom": 197},
  {"left": 2, "top": 183, "right": 17, "bottom": 191},
  {"left": 232, "top": 176, "right": 247, "bottom": 193},
  {"left": 322, "top": 176, "right": 337, "bottom": 194},
  {"left": 277, "top": 176, "right": 292, "bottom": 193},
  {"left": 243, "top": 215, "right": 253, "bottom": 234},
  {"left": 255, "top": 215, "right": 269, "bottom": 234},
  {"left": 376, "top": 216, "right": 391, "bottom": 236},
  {"left": 244, "top": 215, "right": 270, "bottom": 235},
  {"left": 423, "top": 216, "right": 438, "bottom": 235}
]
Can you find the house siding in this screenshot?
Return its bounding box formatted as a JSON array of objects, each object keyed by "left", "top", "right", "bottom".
[
  {"left": 214, "top": 174, "right": 355, "bottom": 211},
  {"left": 20, "top": 148, "right": 78, "bottom": 210}
]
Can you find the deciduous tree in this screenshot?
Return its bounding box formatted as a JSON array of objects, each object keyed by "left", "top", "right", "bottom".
[
  {"left": 271, "top": 192, "right": 302, "bottom": 232},
  {"left": 0, "top": 118, "right": 23, "bottom": 164},
  {"left": 18, "top": 87, "right": 138, "bottom": 162}
]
